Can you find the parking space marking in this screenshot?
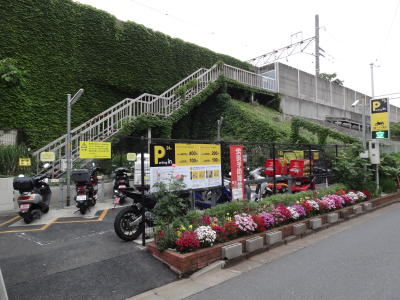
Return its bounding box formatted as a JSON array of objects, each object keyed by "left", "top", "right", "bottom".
[
  {"left": 0, "top": 209, "right": 109, "bottom": 234},
  {"left": 53, "top": 209, "right": 109, "bottom": 224},
  {"left": 0, "top": 215, "right": 20, "bottom": 227}
]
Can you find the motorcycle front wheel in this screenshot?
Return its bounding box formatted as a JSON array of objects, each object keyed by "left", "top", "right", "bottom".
[{"left": 114, "top": 206, "right": 144, "bottom": 241}]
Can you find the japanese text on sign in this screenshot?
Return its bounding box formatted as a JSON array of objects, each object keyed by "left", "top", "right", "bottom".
[{"left": 79, "top": 141, "right": 111, "bottom": 159}]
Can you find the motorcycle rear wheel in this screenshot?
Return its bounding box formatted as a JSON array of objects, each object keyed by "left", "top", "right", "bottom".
[
  {"left": 23, "top": 214, "right": 33, "bottom": 224},
  {"left": 114, "top": 206, "right": 144, "bottom": 241},
  {"left": 79, "top": 206, "right": 87, "bottom": 215}
]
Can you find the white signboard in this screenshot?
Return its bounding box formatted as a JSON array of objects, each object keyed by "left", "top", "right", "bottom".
[{"left": 149, "top": 143, "right": 222, "bottom": 190}]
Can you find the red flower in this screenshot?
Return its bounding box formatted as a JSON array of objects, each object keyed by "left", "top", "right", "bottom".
[
  {"left": 175, "top": 231, "right": 200, "bottom": 253},
  {"left": 251, "top": 214, "right": 266, "bottom": 232},
  {"left": 301, "top": 200, "right": 313, "bottom": 213},
  {"left": 202, "top": 216, "right": 211, "bottom": 225},
  {"left": 224, "top": 220, "right": 239, "bottom": 238},
  {"left": 336, "top": 189, "right": 347, "bottom": 196},
  {"left": 211, "top": 224, "right": 227, "bottom": 242},
  {"left": 360, "top": 190, "right": 371, "bottom": 200}
]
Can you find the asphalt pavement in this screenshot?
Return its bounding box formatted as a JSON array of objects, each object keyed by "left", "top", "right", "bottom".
[
  {"left": 185, "top": 203, "right": 400, "bottom": 300},
  {"left": 0, "top": 207, "right": 177, "bottom": 300}
]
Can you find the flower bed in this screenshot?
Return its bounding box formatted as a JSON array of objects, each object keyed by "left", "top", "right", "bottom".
[{"left": 148, "top": 190, "right": 400, "bottom": 275}]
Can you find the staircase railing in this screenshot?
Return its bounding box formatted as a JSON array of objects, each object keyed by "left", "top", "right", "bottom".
[{"left": 32, "top": 63, "right": 276, "bottom": 176}]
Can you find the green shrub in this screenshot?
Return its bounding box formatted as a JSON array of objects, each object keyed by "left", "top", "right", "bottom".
[
  {"left": 332, "top": 145, "right": 373, "bottom": 190},
  {"left": 380, "top": 177, "right": 397, "bottom": 193},
  {"left": 152, "top": 178, "right": 190, "bottom": 227},
  {"left": 0, "top": 0, "right": 250, "bottom": 148},
  {"left": 0, "top": 144, "right": 35, "bottom": 176}
]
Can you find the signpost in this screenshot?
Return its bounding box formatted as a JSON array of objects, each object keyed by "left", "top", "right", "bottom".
[
  {"left": 19, "top": 158, "right": 31, "bottom": 167},
  {"left": 79, "top": 141, "right": 111, "bottom": 159},
  {"left": 149, "top": 143, "right": 222, "bottom": 190},
  {"left": 127, "top": 153, "right": 137, "bottom": 161},
  {"left": 229, "top": 145, "right": 245, "bottom": 200},
  {"left": 370, "top": 98, "right": 389, "bottom": 139},
  {"left": 40, "top": 152, "right": 55, "bottom": 162},
  {"left": 370, "top": 97, "right": 388, "bottom": 193}
]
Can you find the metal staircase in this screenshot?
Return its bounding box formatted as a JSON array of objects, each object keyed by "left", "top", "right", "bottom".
[{"left": 32, "top": 63, "right": 276, "bottom": 175}]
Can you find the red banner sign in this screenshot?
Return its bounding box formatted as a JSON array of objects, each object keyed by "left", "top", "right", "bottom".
[{"left": 230, "top": 145, "right": 245, "bottom": 200}]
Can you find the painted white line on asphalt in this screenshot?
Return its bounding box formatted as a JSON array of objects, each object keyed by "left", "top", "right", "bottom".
[
  {"left": 9, "top": 202, "right": 122, "bottom": 227},
  {"left": 15, "top": 233, "right": 53, "bottom": 246}
]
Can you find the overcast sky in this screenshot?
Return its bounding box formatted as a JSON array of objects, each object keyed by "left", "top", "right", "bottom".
[{"left": 75, "top": 0, "right": 400, "bottom": 107}]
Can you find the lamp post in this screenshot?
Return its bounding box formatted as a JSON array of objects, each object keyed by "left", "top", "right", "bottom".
[{"left": 66, "top": 89, "right": 84, "bottom": 206}]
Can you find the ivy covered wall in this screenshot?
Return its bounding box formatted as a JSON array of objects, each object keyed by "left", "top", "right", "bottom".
[{"left": 0, "top": 0, "right": 250, "bottom": 148}]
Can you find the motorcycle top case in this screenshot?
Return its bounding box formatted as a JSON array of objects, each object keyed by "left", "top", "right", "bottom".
[
  {"left": 71, "top": 169, "right": 91, "bottom": 183},
  {"left": 13, "top": 177, "right": 34, "bottom": 192}
]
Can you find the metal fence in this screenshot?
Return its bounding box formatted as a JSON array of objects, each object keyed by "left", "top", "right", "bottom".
[{"left": 1, "top": 134, "right": 348, "bottom": 209}]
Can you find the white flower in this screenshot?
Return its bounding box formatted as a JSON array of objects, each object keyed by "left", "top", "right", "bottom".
[
  {"left": 195, "top": 226, "right": 216, "bottom": 244},
  {"left": 347, "top": 192, "right": 359, "bottom": 201},
  {"left": 357, "top": 191, "right": 366, "bottom": 200},
  {"left": 288, "top": 207, "right": 299, "bottom": 219},
  {"left": 306, "top": 200, "right": 319, "bottom": 210}
]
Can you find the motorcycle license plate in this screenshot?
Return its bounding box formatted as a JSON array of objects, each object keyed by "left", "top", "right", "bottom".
[
  {"left": 118, "top": 185, "right": 126, "bottom": 188},
  {"left": 295, "top": 181, "right": 302, "bottom": 185},
  {"left": 76, "top": 195, "right": 87, "bottom": 201},
  {"left": 20, "top": 204, "right": 30, "bottom": 212},
  {"left": 114, "top": 197, "right": 120, "bottom": 204}
]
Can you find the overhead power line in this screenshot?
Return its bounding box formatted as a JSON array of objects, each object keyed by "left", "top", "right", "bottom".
[{"left": 246, "top": 36, "right": 316, "bottom": 67}]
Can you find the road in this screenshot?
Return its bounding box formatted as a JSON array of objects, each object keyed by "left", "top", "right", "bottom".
[
  {"left": 0, "top": 207, "right": 177, "bottom": 300},
  {"left": 186, "top": 203, "right": 400, "bottom": 300}
]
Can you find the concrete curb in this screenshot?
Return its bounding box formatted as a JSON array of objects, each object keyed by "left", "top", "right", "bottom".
[
  {"left": 129, "top": 198, "right": 399, "bottom": 300},
  {"left": 0, "top": 268, "right": 9, "bottom": 300}
]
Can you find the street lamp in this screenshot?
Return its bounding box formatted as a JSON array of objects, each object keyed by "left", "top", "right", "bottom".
[{"left": 66, "top": 89, "right": 84, "bottom": 206}]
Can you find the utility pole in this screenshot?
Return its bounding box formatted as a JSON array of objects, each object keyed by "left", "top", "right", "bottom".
[
  {"left": 66, "top": 89, "right": 84, "bottom": 206},
  {"left": 315, "top": 14, "right": 320, "bottom": 77},
  {"left": 370, "top": 63, "right": 375, "bottom": 98},
  {"left": 370, "top": 63, "right": 379, "bottom": 193}
]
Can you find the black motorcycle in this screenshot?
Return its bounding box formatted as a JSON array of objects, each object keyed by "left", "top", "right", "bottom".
[
  {"left": 113, "top": 167, "right": 130, "bottom": 206},
  {"left": 13, "top": 164, "right": 52, "bottom": 224},
  {"left": 71, "top": 163, "right": 99, "bottom": 214},
  {"left": 114, "top": 188, "right": 156, "bottom": 241}
]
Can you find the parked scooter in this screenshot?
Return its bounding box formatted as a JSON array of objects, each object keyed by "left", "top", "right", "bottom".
[
  {"left": 113, "top": 167, "right": 130, "bottom": 206},
  {"left": 195, "top": 178, "right": 232, "bottom": 209},
  {"left": 71, "top": 163, "right": 99, "bottom": 214},
  {"left": 114, "top": 188, "right": 157, "bottom": 241},
  {"left": 245, "top": 167, "right": 273, "bottom": 202},
  {"left": 13, "top": 163, "right": 52, "bottom": 224}
]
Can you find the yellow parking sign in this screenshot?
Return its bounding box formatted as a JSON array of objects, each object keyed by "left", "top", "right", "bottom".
[
  {"left": 127, "top": 153, "right": 137, "bottom": 161},
  {"left": 79, "top": 141, "right": 111, "bottom": 159},
  {"left": 40, "top": 151, "right": 55, "bottom": 162},
  {"left": 19, "top": 158, "right": 31, "bottom": 166}
]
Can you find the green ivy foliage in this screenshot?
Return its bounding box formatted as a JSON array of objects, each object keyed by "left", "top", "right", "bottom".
[
  {"left": 0, "top": 0, "right": 250, "bottom": 149},
  {"left": 290, "top": 117, "right": 358, "bottom": 145}
]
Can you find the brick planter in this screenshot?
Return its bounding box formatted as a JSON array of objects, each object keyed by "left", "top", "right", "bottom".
[{"left": 147, "top": 193, "right": 400, "bottom": 275}]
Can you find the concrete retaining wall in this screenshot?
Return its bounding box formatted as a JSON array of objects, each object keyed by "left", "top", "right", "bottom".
[{"left": 0, "top": 178, "right": 16, "bottom": 212}]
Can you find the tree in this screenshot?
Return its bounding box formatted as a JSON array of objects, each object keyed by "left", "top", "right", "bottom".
[
  {"left": 319, "top": 72, "right": 343, "bottom": 86},
  {"left": 0, "top": 58, "right": 26, "bottom": 87}
]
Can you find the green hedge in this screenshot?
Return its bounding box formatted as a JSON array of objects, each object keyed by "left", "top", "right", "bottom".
[
  {"left": 0, "top": 0, "right": 250, "bottom": 149},
  {"left": 290, "top": 117, "right": 358, "bottom": 144}
]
